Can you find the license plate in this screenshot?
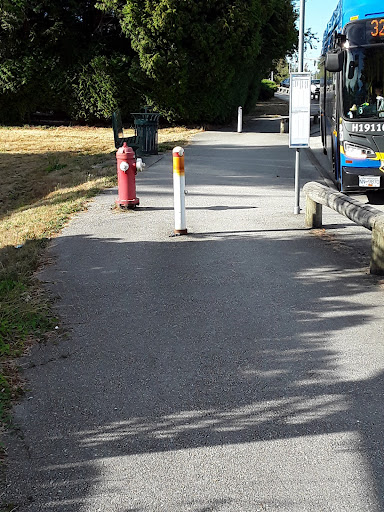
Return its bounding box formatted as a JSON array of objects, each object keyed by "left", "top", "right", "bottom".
[{"left": 359, "top": 176, "right": 381, "bottom": 187}]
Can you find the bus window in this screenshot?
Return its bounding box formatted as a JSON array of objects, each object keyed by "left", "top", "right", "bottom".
[{"left": 342, "top": 47, "right": 384, "bottom": 119}]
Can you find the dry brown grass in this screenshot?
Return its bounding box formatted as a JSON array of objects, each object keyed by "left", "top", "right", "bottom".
[{"left": 0, "top": 124, "right": 202, "bottom": 248}]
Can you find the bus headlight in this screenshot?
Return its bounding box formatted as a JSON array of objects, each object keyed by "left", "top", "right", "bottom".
[{"left": 343, "top": 141, "right": 376, "bottom": 159}]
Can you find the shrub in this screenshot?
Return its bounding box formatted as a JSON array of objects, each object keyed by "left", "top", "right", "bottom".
[{"left": 259, "top": 79, "right": 278, "bottom": 100}]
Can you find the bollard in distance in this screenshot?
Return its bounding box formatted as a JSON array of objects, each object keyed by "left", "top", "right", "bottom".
[{"left": 237, "top": 106, "right": 243, "bottom": 133}]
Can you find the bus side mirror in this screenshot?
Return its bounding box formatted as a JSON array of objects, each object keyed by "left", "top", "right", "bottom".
[{"left": 325, "top": 51, "right": 344, "bottom": 72}]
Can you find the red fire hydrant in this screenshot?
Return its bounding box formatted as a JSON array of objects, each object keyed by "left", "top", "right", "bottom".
[{"left": 116, "top": 142, "right": 139, "bottom": 208}]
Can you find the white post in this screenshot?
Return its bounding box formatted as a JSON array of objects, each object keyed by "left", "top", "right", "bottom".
[
  {"left": 173, "top": 147, "right": 187, "bottom": 235},
  {"left": 298, "top": 0, "right": 305, "bottom": 72},
  {"left": 294, "top": 0, "right": 306, "bottom": 215},
  {"left": 237, "top": 106, "right": 243, "bottom": 133},
  {"left": 294, "top": 149, "right": 301, "bottom": 215}
]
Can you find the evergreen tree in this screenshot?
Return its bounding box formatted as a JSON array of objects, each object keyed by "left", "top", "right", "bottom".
[
  {"left": 0, "top": 0, "right": 297, "bottom": 124},
  {"left": 0, "top": 0, "right": 141, "bottom": 123},
  {"left": 97, "top": 0, "right": 297, "bottom": 123}
]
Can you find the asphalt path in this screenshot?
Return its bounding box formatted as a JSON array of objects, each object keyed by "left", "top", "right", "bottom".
[{"left": 3, "top": 116, "right": 384, "bottom": 511}]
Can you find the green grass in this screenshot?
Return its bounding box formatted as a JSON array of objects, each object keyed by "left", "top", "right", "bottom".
[{"left": 0, "top": 239, "right": 59, "bottom": 426}]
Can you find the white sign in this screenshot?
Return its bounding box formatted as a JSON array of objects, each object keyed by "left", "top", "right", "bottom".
[{"left": 289, "top": 72, "right": 311, "bottom": 148}]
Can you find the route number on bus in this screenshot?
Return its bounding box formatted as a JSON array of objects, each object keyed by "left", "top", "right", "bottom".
[{"left": 370, "top": 19, "right": 384, "bottom": 38}]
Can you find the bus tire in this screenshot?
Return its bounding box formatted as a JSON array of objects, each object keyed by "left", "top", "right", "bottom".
[
  {"left": 320, "top": 115, "right": 327, "bottom": 154},
  {"left": 332, "top": 140, "right": 342, "bottom": 190}
]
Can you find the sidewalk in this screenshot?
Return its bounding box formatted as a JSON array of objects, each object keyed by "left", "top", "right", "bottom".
[{"left": 3, "top": 118, "right": 384, "bottom": 511}]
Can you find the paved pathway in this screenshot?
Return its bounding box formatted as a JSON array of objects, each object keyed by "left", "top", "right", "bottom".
[{"left": 3, "top": 118, "right": 384, "bottom": 511}]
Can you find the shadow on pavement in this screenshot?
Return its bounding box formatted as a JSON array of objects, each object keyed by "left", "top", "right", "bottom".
[
  {"left": 366, "top": 190, "right": 384, "bottom": 205},
  {"left": 244, "top": 118, "right": 284, "bottom": 134},
  {"left": 139, "top": 206, "right": 258, "bottom": 212},
  {"left": 6, "top": 230, "right": 384, "bottom": 511}
]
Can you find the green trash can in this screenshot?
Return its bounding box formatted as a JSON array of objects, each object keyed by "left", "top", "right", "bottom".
[{"left": 132, "top": 108, "right": 160, "bottom": 155}]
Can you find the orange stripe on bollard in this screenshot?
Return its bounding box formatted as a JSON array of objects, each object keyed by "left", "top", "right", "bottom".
[{"left": 173, "top": 147, "right": 185, "bottom": 175}]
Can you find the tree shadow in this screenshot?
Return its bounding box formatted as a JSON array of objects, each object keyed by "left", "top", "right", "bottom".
[{"left": 4, "top": 230, "right": 384, "bottom": 510}]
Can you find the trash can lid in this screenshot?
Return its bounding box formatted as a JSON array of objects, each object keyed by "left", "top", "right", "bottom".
[{"left": 131, "top": 112, "right": 160, "bottom": 121}]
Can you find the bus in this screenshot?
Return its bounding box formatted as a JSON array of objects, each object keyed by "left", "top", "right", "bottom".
[{"left": 320, "top": 0, "right": 384, "bottom": 192}]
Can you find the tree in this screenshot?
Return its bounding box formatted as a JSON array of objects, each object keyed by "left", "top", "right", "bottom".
[
  {"left": 97, "top": 0, "right": 297, "bottom": 123},
  {"left": 0, "top": 0, "right": 297, "bottom": 124},
  {"left": 304, "top": 28, "right": 320, "bottom": 52},
  {"left": 0, "top": 0, "right": 141, "bottom": 123},
  {"left": 273, "top": 59, "right": 290, "bottom": 85}
]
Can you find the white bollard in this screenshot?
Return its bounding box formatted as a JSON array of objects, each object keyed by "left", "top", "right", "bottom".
[
  {"left": 173, "top": 146, "right": 187, "bottom": 235},
  {"left": 136, "top": 158, "right": 146, "bottom": 172},
  {"left": 237, "top": 106, "right": 243, "bottom": 133}
]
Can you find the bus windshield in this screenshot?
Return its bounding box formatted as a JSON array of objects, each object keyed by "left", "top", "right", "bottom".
[{"left": 342, "top": 46, "right": 384, "bottom": 119}]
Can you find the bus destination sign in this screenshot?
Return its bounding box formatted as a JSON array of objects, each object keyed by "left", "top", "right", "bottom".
[
  {"left": 370, "top": 19, "right": 384, "bottom": 39},
  {"left": 346, "top": 18, "right": 384, "bottom": 45}
]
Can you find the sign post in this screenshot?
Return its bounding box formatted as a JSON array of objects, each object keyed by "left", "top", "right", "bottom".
[
  {"left": 290, "top": 0, "right": 309, "bottom": 215},
  {"left": 290, "top": 72, "right": 311, "bottom": 215}
]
